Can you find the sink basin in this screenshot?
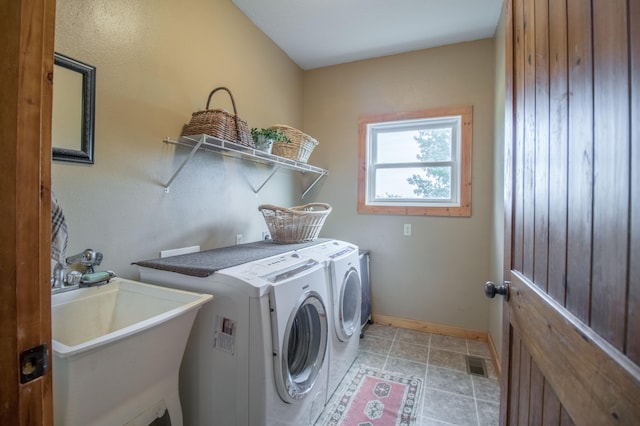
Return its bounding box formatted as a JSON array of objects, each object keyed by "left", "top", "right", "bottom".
[{"left": 52, "top": 278, "right": 212, "bottom": 426}]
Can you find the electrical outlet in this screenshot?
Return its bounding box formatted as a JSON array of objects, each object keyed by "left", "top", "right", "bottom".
[
  {"left": 236, "top": 234, "right": 243, "bottom": 244},
  {"left": 403, "top": 223, "right": 412, "bottom": 236}
]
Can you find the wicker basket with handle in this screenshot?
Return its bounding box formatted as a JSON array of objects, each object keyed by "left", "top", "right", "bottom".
[
  {"left": 258, "top": 203, "right": 331, "bottom": 243},
  {"left": 269, "top": 125, "right": 318, "bottom": 163},
  {"left": 182, "top": 87, "right": 254, "bottom": 147}
]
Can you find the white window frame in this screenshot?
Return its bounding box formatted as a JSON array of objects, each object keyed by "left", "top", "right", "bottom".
[
  {"left": 366, "top": 116, "right": 462, "bottom": 207},
  {"left": 357, "top": 105, "right": 472, "bottom": 217}
]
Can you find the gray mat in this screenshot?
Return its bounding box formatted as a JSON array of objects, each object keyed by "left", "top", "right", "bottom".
[{"left": 133, "top": 238, "right": 331, "bottom": 277}]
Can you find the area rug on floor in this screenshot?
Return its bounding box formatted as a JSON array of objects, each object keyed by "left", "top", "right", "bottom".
[{"left": 319, "top": 366, "right": 423, "bottom": 426}]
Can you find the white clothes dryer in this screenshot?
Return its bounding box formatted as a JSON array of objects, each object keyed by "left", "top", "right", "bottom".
[
  {"left": 139, "top": 251, "right": 329, "bottom": 426},
  {"left": 297, "top": 240, "right": 361, "bottom": 398}
]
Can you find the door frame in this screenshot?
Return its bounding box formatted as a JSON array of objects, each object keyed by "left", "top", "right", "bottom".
[
  {"left": 499, "top": 0, "right": 514, "bottom": 421},
  {"left": 0, "top": 0, "right": 55, "bottom": 424}
]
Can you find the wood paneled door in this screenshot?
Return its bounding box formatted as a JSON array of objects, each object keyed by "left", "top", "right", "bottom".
[{"left": 500, "top": 0, "right": 640, "bottom": 424}]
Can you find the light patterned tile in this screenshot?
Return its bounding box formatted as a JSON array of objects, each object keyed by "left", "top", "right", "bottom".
[
  {"left": 363, "top": 323, "right": 397, "bottom": 339},
  {"left": 354, "top": 351, "right": 387, "bottom": 370},
  {"left": 428, "top": 347, "right": 468, "bottom": 373},
  {"left": 484, "top": 360, "right": 498, "bottom": 380},
  {"left": 359, "top": 334, "right": 392, "bottom": 355},
  {"left": 467, "top": 340, "right": 492, "bottom": 358},
  {"left": 384, "top": 356, "right": 427, "bottom": 379},
  {"left": 422, "top": 388, "right": 478, "bottom": 426},
  {"left": 389, "top": 339, "right": 430, "bottom": 364},
  {"left": 472, "top": 375, "right": 500, "bottom": 402},
  {"left": 317, "top": 327, "right": 503, "bottom": 426},
  {"left": 476, "top": 400, "right": 500, "bottom": 426},
  {"left": 395, "top": 328, "right": 431, "bottom": 346},
  {"left": 426, "top": 366, "right": 474, "bottom": 397},
  {"left": 430, "top": 334, "right": 468, "bottom": 353},
  {"left": 417, "top": 417, "right": 457, "bottom": 426}
]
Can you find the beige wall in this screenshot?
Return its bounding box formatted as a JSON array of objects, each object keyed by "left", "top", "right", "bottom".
[
  {"left": 53, "top": 0, "right": 305, "bottom": 278},
  {"left": 303, "top": 39, "right": 496, "bottom": 331},
  {"left": 54, "top": 0, "right": 501, "bottom": 335}
]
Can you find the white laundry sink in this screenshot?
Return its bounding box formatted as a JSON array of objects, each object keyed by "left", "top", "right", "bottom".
[{"left": 51, "top": 278, "right": 213, "bottom": 426}]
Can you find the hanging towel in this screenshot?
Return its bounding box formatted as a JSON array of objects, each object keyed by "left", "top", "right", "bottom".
[{"left": 51, "top": 192, "right": 68, "bottom": 266}]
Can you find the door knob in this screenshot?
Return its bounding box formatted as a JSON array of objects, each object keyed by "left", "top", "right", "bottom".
[{"left": 484, "top": 281, "right": 510, "bottom": 301}]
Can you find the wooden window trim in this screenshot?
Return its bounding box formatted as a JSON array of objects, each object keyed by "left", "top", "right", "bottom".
[{"left": 357, "top": 105, "right": 472, "bottom": 217}]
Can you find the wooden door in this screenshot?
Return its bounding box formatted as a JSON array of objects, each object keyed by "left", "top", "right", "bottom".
[
  {"left": 500, "top": 0, "right": 640, "bottom": 424},
  {"left": 0, "top": 0, "right": 55, "bottom": 424}
]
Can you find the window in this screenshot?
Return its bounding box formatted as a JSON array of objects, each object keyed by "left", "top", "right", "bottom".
[{"left": 357, "top": 106, "right": 472, "bottom": 216}]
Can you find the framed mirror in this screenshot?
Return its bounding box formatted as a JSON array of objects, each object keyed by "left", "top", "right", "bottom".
[{"left": 52, "top": 52, "right": 96, "bottom": 164}]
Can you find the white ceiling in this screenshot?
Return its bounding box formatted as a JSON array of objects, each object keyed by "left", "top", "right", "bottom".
[{"left": 231, "top": 0, "right": 504, "bottom": 70}]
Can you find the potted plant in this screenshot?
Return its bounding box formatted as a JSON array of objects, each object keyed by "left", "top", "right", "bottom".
[{"left": 251, "top": 128, "right": 291, "bottom": 154}]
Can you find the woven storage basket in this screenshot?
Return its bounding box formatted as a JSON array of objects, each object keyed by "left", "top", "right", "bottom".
[
  {"left": 269, "top": 125, "right": 318, "bottom": 163},
  {"left": 259, "top": 203, "right": 331, "bottom": 243},
  {"left": 183, "top": 87, "right": 254, "bottom": 147}
]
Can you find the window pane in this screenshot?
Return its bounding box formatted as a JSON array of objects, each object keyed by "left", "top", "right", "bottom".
[
  {"left": 376, "top": 130, "right": 421, "bottom": 163},
  {"left": 375, "top": 167, "right": 451, "bottom": 200},
  {"left": 376, "top": 128, "right": 452, "bottom": 164},
  {"left": 416, "top": 128, "right": 452, "bottom": 162}
]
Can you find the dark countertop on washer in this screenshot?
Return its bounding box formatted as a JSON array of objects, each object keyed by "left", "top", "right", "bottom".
[{"left": 133, "top": 238, "right": 331, "bottom": 278}]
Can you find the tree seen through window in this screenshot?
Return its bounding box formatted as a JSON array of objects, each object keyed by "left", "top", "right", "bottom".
[{"left": 407, "top": 128, "right": 452, "bottom": 199}]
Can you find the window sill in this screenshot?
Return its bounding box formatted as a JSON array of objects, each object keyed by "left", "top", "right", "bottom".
[{"left": 357, "top": 202, "right": 471, "bottom": 217}]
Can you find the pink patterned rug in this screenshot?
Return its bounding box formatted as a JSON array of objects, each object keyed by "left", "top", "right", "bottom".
[{"left": 319, "top": 366, "right": 423, "bottom": 426}]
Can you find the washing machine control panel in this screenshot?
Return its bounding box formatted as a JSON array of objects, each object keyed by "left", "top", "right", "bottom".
[
  {"left": 298, "top": 240, "right": 356, "bottom": 263},
  {"left": 221, "top": 252, "right": 320, "bottom": 285},
  {"left": 328, "top": 246, "right": 356, "bottom": 260},
  {"left": 264, "top": 259, "right": 320, "bottom": 283}
]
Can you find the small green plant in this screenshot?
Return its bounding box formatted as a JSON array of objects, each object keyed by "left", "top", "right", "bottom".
[{"left": 251, "top": 128, "right": 291, "bottom": 147}]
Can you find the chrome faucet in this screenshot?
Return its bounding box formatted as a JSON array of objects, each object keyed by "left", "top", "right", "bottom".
[
  {"left": 65, "top": 248, "right": 103, "bottom": 273},
  {"left": 51, "top": 261, "right": 65, "bottom": 290},
  {"left": 52, "top": 249, "right": 114, "bottom": 294}
]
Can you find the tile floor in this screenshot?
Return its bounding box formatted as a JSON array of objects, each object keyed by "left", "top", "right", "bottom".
[{"left": 318, "top": 324, "right": 500, "bottom": 426}]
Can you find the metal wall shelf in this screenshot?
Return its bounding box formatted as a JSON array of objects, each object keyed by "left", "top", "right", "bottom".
[{"left": 163, "top": 134, "right": 328, "bottom": 198}]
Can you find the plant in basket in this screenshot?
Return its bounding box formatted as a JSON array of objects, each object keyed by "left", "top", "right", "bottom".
[
  {"left": 268, "top": 125, "right": 319, "bottom": 163},
  {"left": 250, "top": 128, "right": 291, "bottom": 154}
]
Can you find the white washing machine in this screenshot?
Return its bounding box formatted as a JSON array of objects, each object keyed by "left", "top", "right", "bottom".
[
  {"left": 297, "top": 240, "right": 361, "bottom": 398},
  {"left": 138, "top": 251, "right": 329, "bottom": 426}
]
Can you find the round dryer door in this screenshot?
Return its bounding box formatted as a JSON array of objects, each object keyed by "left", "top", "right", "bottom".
[
  {"left": 336, "top": 268, "right": 362, "bottom": 342},
  {"left": 277, "top": 292, "right": 328, "bottom": 403}
]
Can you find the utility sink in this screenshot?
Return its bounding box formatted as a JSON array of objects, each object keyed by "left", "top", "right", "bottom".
[{"left": 51, "top": 278, "right": 213, "bottom": 426}]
